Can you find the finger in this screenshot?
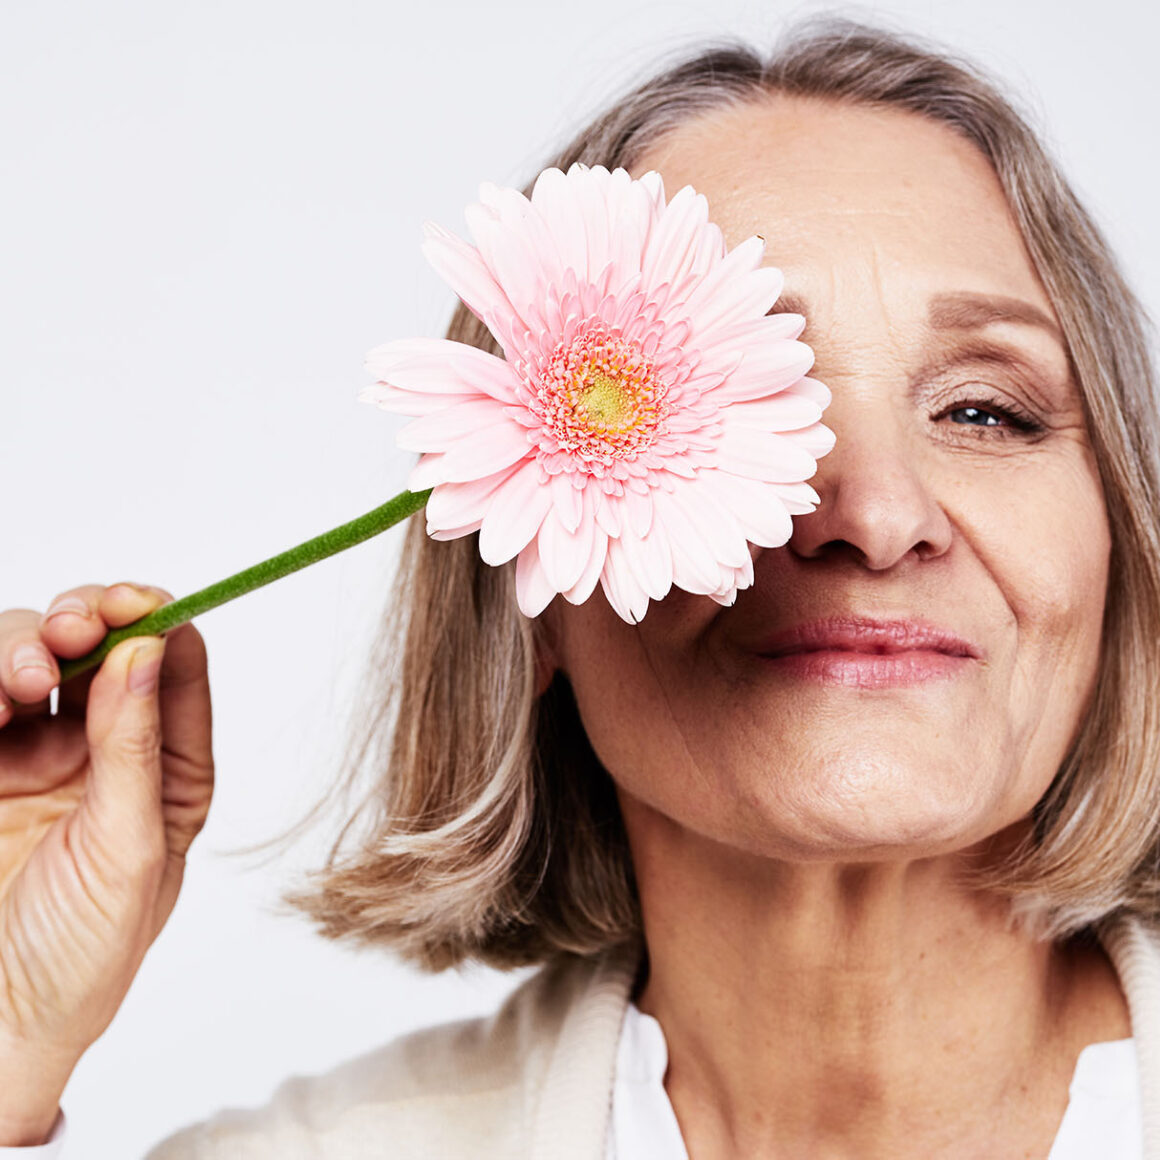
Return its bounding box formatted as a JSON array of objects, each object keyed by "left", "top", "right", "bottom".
[
  {"left": 153, "top": 621, "right": 214, "bottom": 858},
  {"left": 0, "top": 622, "right": 60, "bottom": 710},
  {"left": 81, "top": 636, "right": 169, "bottom": 869},
  {"left": 98, "top": 582, "right": 176, "bottom": 628},
  {"left": 37, "top": 584, "right": 114, "bottom": 659},
  {"left": 57, "top": 584, "right": 175, "bottom": 718}
]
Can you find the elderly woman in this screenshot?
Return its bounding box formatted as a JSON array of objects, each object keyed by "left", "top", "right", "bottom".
[{"left": 0, "top": 17, "right": 1157, "bottom": 1160}]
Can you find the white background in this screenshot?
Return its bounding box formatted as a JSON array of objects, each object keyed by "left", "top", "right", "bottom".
[{"left": 1, "top": 0, "right": 1157, "bottom": 1155}]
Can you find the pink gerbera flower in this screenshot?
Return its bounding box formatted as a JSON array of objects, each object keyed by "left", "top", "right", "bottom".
[{"left": 360, "top": 162, "right": 835, "bottom": 623}]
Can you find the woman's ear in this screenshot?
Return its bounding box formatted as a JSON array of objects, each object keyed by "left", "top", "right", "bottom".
[{"left": 533, "top": 602, "right": 563, "bottom": 697}]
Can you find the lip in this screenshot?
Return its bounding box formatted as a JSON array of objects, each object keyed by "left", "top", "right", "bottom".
[
  {"left": 758, "top": 616, "right": 980, "bottom": 660},
  {"left": 754, "top": 616, "right": 981, "bottom": 689}
]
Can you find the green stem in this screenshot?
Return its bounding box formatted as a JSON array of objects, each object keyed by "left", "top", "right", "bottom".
[{"left": 58, "top": 488, "right": 432, "bottom": 684}]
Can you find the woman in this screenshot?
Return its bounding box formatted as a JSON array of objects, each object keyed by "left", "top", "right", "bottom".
[{"left": 1, "top": 17, "right": 1157, "bottom": 1159}]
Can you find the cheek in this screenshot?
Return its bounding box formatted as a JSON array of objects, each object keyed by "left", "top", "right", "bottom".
[
  {"left": 554, "top": 594, "right": 708, "bottom": 788},
  {"left": 964, "top": 448, "right": 1110, "bottom": 729}
]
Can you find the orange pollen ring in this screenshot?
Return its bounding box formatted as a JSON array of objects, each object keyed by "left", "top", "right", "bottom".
[{"left": 538, "top": 328, "right": 672, "bottom": 459}]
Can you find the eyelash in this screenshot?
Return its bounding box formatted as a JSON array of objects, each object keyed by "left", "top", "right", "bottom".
[{"left": 934, "top": 392, "right": 1044, "bottom": 437}]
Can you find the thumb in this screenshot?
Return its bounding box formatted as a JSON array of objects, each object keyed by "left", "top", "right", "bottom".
[{"left": 82, "top": 636, "right": 168, "bottom": 861}]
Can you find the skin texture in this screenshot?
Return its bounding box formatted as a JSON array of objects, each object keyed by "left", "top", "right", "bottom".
[
  {"left": 540, "top": 95, "right": 1129, "bottom": 1158},
  {"left": 0, "top": 584, "right": 213, "bottom": 1144}
]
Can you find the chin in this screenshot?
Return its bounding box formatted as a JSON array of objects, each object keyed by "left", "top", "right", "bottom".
[{"left": 722, "top": 749, "right": 1004, "bottom": 863}]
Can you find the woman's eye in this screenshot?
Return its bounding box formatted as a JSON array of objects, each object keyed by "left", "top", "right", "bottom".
[
  {"left": 936, "top": 397, "right": 1042, "bottom": 437},
  {"left": 950, "top": 404, "right": 1004, "bottom": 427}
]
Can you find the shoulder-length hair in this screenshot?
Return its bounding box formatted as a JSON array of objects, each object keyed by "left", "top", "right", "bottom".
[{"left": 272, "top": 16, "right": 1160, "bottom": 970}]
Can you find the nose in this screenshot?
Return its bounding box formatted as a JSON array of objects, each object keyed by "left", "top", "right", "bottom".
[{"left": 786, "top": 392, "right": 953, "bottom": 570}]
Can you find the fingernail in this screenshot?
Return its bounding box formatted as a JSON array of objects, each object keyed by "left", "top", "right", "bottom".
[
  {"left": 109, "top": 582, "right": 151, "bottom": 601},
  {"left": 41, "top": 596, "right": 91, "bottom": 626},
  {"left": 128, "top": 639, "right": 165, "bottom": 697},
  {"left": 12, "top": 644, "right": 54, "bottom": 676}
]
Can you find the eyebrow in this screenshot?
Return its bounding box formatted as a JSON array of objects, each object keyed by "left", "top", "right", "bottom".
[
  {"left": 771, "top": 290, "right": 1064, "bottom": 346},
  {"left": 927, "top": 292, "right": 1064, "bottom": 343}
]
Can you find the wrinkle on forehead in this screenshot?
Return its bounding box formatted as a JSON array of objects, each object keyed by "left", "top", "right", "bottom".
[{"left": 631, "top": 92, "right": 1052, "bottom": 321}]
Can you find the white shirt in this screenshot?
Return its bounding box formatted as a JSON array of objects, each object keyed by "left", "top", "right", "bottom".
[
  {"left": 2, "top": 1001, "right": 1143, "bottom": 1158},
  {"left": 605, "top": 1001, "right": 1144, "bottom": 1159}
]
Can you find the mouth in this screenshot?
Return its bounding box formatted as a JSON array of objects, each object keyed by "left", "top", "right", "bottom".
[
  {"left": 754, "top": 616, "right": 980, "bottom": 688},
  {"left": 757, "top": 616, "right": 980, "bottom": 660}
]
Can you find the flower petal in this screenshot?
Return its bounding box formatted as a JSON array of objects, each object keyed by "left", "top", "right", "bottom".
[
  {"left": 420, "top": 220, "right": 518, "bottom": 323},
  {"left": 714, "top": 425, "right": 822, "bottom": 483},
  {"left": 722, "top": 391, "right": 824, "bottom": 432},
  {"left": 617, "top": 519, "right": 674, "bottom": 601},
  {"left": 793, "top": 420, "right": 837, "bottom": 460},
  {"left": 477, "top": 460, "right": 554, "bottom": 565},
  {"left": 515, "top": 543, "right": 557, "bottom": 618},
  {"left": 537, "top": 505, "right": 597, "bottom": 594},
  {"left": 693, "top": 469, "right": 794, "bottom": 548},
  {"left": 640, "top": 184, "right": 711, "bottom": 294},
  {"left": 705, "top": 337, "right": 815, "bottom": 405},
  {"left": 663, "top": 476, "right": 750, "bottom": 568},
  {"left": 650, "top": 487, "right": 724, "bottom": 592},
  {"left": 600, "top": 536, "right": 651, "bottom": 624},
  {"left": 680, "top": 237, "right": 784, "bottom": 339},
  {"left": 398, "top": 398, "right": 512, "bottom": 452},
  {"left": 424, "top": 468, "right": 519, "bottom": 532},
  {"left": 408, "top": 421, "right": 532, "bottom": 488},
  {"left": 365, "top": 337, "right": 520, "bottom": 405}
]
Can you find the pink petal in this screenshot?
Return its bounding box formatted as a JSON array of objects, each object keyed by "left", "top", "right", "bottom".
[
  {"left": 623, "top": 484, "right": 654, "bottom": 538},
  {"left": 477, "top": 460, "right": 554, "bottom": 565},
  {"left": 549, "top": 471, "right": 583, "bottom": 533},
  {"left": 680, "top": 238, "right": 784, "bottom": 339},
  {"left": 639, "top": 184, "right": 710, "bottom": 294},
  {"left": 705, "top": 338, "right": 816, "bottom": 405},
  {"left": 617, "top": 520, "right": 674, "bottom": 601},
  {"left": 424, "top": 468, "right": 520, "bottom": 532},
  {"left": 515, "top": 543, "right": 557, "bottom": 618},
  {"left": 398, "top": 398, "right": 512, "bottom": 452},
  {"left": 529, "top": 167, "right": 590, "bottom": 280},
  {"left": 693, "top": 470, "right": 793, "bottom": 548},
  {"left": 467, "top": 184, "right": 565, "bottom": 324},
  {"left": 705, "top": 310, "right": 807, "bottom": 348},
  {"left": 408, "top": 421, "right": 532, "bottom": 488},
  {"left": 359, "top": 383, "right": 478, "bottom": 418},
  {"left": 600, "top": 537, "right": 651, "bottom": 624},
  {"left": 793, "top": 420, "right": 837, "bottom": 460},
  {"left": 365, "top": 338, "right": 521, "bottom": 406},
  {"left": 722, "top": 391, "right": 824, "bottom": 432},
  {"left": 774, "top": 480, "right": 822, "bottom": 514},
  {"left": 792, "top": 376, "right": 833, "bottom": 408},
  {"left": 428, "top": 521, "right": 483, "bottom": 540},
  {"left": 420, "top": 221, "right": 518, "bottom": 324},
  {"left": 558, "top": 489, "right": 608, "bottom": 605},
  {"left": 536, "top": 505, "right": 597, "bottom": 594},
  {"left": 569, "top": 164, "right": 614, "bottom": 287},
  {"left": 650, "top": 488, "right": 725, "bottom": 592},
  {"left": 662, "top": 476, "right": 751, "bottom": 568},
  {"left": 592, "top": 489, "right": 622, "bottom": 538},
  {"left": 714, "top": 425, "right": 822, "bottom": 483}
]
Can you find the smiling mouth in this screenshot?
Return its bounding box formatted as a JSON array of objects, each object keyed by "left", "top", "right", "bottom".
[{"left": 758, "top": 647, "right": 973, "bottom": 689}]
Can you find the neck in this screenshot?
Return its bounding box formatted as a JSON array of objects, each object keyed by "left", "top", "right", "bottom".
[{"left": 624, "top": 796, "right": 1130, "bottom": 1160}]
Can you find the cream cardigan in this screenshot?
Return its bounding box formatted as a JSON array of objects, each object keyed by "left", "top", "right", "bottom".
[{"left": 146, "top": 912, "right": 1160, "bottom": 1160}]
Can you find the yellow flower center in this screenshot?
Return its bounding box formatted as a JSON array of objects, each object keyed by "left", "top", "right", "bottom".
[
  {"left": 539, "top": 326, "right": 672, "bottom": 462},
  {"left": 579, "top": 372, "right": 635, "bottom": 431}
]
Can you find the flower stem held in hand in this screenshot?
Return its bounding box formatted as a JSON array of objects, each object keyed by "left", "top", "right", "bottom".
[{"left": 57, "top": 488, "right": 432, "bottom": 684}]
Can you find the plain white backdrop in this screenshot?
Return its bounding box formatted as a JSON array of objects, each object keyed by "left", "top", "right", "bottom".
[{"left": 1, "top": 0, "right": 1157, "bottom": 1155}]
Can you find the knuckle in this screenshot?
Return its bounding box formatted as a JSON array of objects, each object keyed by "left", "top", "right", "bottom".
[
  {"left": 131, "top": 834, "right": 169, "bottom": 879},
  {"left": 110, "top": 722, "right": 164, "bottom": 762}
]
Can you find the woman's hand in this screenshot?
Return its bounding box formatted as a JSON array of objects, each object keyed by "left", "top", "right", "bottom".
[{"left": 0, "top": 583, "right": 214, "bottom": 1145}]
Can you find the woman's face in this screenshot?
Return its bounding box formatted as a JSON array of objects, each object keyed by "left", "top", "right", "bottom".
[{"left": 542, "top": 95, "right": 1111, "bottom": 862}]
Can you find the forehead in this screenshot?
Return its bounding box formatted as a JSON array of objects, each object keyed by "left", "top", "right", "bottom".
[{"left": 628, "top": 94, "right": 1055, "bottom": 325}]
